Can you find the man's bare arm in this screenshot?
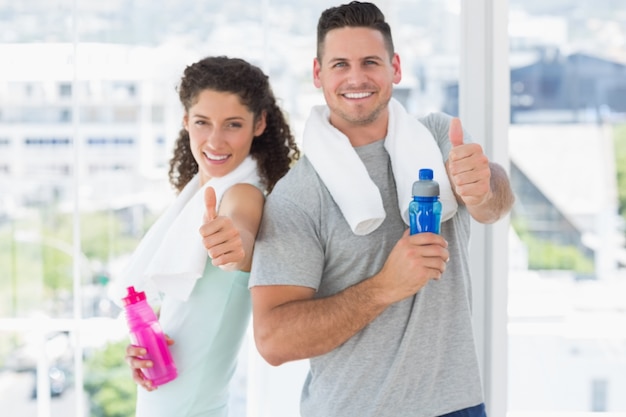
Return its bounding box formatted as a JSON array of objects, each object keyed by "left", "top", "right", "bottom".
[{"left": 251, "top": 231, "right": 449, "bottom": 366}]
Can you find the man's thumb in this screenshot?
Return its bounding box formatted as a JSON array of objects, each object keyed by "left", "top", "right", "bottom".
[
  {"left": 449, "top": 117, "right": 464, "bottom": 147},
  {"left": 204, "top": 186, "right": 217, "bottom": 221}
]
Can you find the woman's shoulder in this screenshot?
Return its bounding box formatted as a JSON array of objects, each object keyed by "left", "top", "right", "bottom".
[{"left": 220, "top": 182, "right": 265, "bottom": 216}]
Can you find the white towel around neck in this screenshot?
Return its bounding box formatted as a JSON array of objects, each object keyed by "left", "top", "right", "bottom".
[
  {"left": 302, "top": 97, "right": 458, "bottom": 235},
  {"left": 112, "top": 156, "right": 262, "bottom": 303}
]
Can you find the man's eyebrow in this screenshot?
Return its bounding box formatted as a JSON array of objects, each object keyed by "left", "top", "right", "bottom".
[
  {"left": 327, "top": 57, "right": 348, "bottom": 64},
  {"left": 326, "top": 55, "right": 384, "bottom": 64},
  {"left": 362, "top": 55, "right": 384, "bottom": 61}
]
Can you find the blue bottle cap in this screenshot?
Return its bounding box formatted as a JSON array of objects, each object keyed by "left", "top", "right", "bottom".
[
  {"left": 412, "top": 168, "right": 440, "bottom": 197},
  {"left": 419, "top": 168, "right": 433, "bottom": 180}
]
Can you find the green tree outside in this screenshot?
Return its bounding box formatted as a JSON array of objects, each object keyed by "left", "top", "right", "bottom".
[
  {"left": 84, "top": 339, "right": 137, "bottom": 417},
  {"left": 614, "top": 123, "right": 626, "bottom": 223}
]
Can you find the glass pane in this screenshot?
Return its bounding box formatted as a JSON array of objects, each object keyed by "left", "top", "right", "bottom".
[
  {"left": 1, "top": 51, "right": 76, "bottom": 321},
  {"left": 0, "top": 1, "right": 81, "bottom": 413},
  {"left": 1, "top": 0, "right": 460, "bottom": 416},
  {"left": 508, "top": 0, "right": 626, "bottom": 414},
  {"left": 0, "top": 329, "right": 79, "bottom": 416}
]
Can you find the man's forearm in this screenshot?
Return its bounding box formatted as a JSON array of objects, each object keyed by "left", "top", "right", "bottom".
[{"left": 253, "top": 275, "right": 390, "bottom": 366}]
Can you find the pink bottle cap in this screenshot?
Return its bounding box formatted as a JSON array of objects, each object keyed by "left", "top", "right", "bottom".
[{"left": 122, "top": 286, "right": 146, "bottom": 306}]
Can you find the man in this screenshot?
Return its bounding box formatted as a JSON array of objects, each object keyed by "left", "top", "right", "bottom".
[{"left": 249, "top": 2, "right": 515, "bottom": 416}]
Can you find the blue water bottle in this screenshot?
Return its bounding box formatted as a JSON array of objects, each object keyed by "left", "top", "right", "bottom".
[{"left": 409, "top": 168, "right": 442, "bottom": 235}]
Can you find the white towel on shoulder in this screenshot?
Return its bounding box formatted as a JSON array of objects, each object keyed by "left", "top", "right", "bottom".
[
  {"left": 111, "top": 156, "right": 261, "bottom": 303},
  {"left": 302, "top": 97, "right": 457, "bottom": 235}
]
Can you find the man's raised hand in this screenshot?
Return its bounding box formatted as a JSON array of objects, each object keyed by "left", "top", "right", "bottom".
[{"left": 446, "top": 117, "right": 492, "bottom": 207}]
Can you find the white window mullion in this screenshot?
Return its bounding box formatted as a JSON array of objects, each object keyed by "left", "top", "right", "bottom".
[
  {"left": 459, "top": 1, "right": 511, "bottom": 416},
  {"left": 71, "top": 0, "right": 85, "bottom": 415}
]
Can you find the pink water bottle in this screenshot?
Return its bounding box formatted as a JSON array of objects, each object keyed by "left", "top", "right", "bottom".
[{"left": 122, "top": 286, "right": 177, "bottom": 386}]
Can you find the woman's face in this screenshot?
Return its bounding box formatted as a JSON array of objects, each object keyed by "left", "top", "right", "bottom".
[{"left": 183, "top": 89, "right": 266, "bottom": 185}]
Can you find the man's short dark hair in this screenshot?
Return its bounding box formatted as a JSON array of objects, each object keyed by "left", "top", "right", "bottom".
[{"left": 317, "top": 1, "right": 395, "bottom": 61}]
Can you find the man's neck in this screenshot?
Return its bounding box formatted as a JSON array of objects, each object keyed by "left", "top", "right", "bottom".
[{"left": 329, "top": 113, "right": 389, "bottom": 148}]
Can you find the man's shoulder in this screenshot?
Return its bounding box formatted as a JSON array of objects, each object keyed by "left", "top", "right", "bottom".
[
  {"left": 266, "top": 156, "right": 324, "bottom": 205},
  {"left": 271, "top": 156, "right": 318, "bottom": 190},
  {"left": 417, "top": 111, "right": 453, "bottom": 133}
]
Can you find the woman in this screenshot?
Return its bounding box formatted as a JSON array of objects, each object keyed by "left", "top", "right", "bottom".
[{"left": 122, "top": 56, "right": 299, "bottom": 417}]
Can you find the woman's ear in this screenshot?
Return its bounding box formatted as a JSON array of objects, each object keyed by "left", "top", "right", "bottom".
[
  {"left": 182, "top": 113, "right": 189, "bottom": 131},
  {"left": 254, "top": 111, "right": 267, "bottom": 137}
]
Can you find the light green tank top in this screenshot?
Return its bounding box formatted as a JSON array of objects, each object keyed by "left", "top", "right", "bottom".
[{"left": 135, "top": 262, "right": 251, "bottom": 417}]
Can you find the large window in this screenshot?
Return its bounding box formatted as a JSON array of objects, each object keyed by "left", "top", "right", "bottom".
[
  {"left": 2, "top": 1, "right": 625, "bottom": 416},
  {"left": 507, "top": 1, "right": 626, "bottom": 414},
  {"left": 0, "top": 1, "right": 461, "bottom": 416}
]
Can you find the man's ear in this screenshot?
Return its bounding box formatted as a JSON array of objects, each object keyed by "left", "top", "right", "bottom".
[
  {"left": 313, "top": 57, "right": 322, "bottom": 88},
  {"left": 392, "top": 53, "right": 402, "bottom": 85}
]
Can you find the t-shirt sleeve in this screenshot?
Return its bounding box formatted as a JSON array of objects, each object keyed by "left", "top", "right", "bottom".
[
  {"left": 419, "top": 112, "right": 475, "bottom": 161},
  {"left": 249, "top": 192, "right": 324, "bottom": 291}
]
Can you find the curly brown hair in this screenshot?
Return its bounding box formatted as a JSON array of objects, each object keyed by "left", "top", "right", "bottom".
[{"left": 168, "top": 56, "right": 300, "bottom": 194}]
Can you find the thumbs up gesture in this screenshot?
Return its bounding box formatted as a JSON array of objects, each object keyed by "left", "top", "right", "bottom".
[
  {"left": 446, "top": 118, "right": 492, "bottom": 207},
  {"left": 199, "top": 186, "right": 245, "bottom": 270}
]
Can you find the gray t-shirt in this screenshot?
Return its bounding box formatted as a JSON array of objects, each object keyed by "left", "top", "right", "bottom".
[{"left": 250, "top": 112, "right": 484, "bottom": 417}]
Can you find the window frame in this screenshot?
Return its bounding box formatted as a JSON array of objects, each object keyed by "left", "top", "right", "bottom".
[
  {"left": 0, "top": 1, "right": 510, "bottom": 416},
  {"left": 460, "top": 1, "right": 510, "bottom": 416}
]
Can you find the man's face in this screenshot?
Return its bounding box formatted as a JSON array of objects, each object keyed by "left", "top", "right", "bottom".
[{"left": 313, "top": 26, "right": 401, "bottom": 133}]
